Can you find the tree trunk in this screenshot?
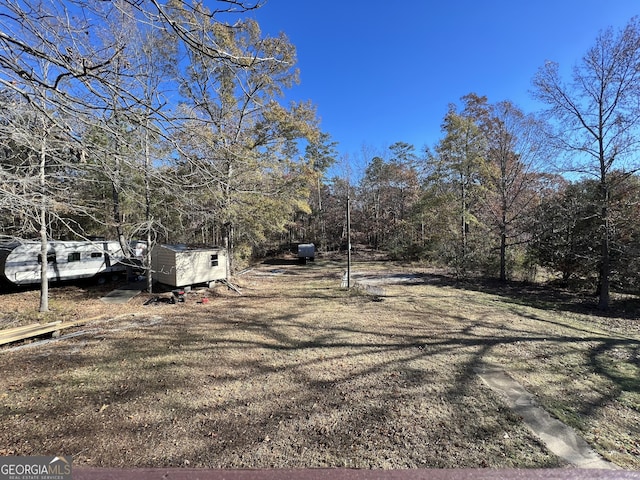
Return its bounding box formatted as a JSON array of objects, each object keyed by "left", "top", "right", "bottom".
[
  {"left": 460, "top": 171, "right": 467, "bottom": 276},
  {"left": 318, "top": 175, "right": 326, "bottom": 253},
  {"left": 499, "top": 192, "right": 508, "bottom": 282},
  {"left": 145, "top": 234, "right": 153, "bottom": 292},
  {"left": 38, "top": 134, "right": 49, "bottom": 313},
  {"left": 223, "top": 222, "right": 233, "bottom": 275},
  {"left": 110, "top": 66, "right": 129, "bottom": 258},
  {"left": 598, "top": 183, "right": 610, "bottom": 310},
  {"left": 597, "top": 124, "right": 610, "bottom": 310},
  {"left": 500, "top": 227, "right": 507, "bottom": 282},
  {"left": 144, "top": 118, "right": 153, "bottom": 294},
  {"left": 112, "top": 154, "right": 128, "bottom": 255},
  {"left": 39, "top": 225, "right": 49, "bottom": 313}
]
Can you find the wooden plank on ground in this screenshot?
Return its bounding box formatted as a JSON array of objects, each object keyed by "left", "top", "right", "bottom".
[
  {"left": 221, "top": 279, "right": 242, "bottom": 295},
  {"left": 0, "top": 322, "right": 63, "bottom": 346},
  {"left": 1, "top": 321, "right": 62, "bottom": 335},
  {"left": 0, "top": 317, "right": 102, "bottom": 347}
]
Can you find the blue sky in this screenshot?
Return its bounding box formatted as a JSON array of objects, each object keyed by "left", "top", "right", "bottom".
[{"left": 243, "top": 1, "right": 639, "bottom": 165}]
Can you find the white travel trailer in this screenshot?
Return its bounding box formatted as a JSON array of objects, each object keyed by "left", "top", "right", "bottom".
[
  {"left": 151, "top": 244, "right": 228, "bottom": 288},
  {"left": 0, "top": 240, "right": 127, "bottom": 286}
]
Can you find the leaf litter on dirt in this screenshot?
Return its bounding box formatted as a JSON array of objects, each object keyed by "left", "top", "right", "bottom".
[{"left": 0, "top": 258, "right": 638, "bottom": 469}]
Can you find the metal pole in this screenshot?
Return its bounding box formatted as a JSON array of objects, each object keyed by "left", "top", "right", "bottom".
[{"left": 347, "top": 191, "right": 351, "bottom": 289}]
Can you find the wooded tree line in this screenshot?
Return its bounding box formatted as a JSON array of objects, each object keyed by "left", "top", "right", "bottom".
[
  {"left": 301, "top": 126, "right": 640, "bottom": 301},
  {"left": 1, "top": 2, "right": 640, "bottom": 311},
  {"left": 295, "top": 16, "right": 640, "bottom": 312}
]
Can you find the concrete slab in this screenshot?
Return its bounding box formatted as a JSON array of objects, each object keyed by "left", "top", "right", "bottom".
[
  {"left": 100, "top": 288, "right": 141, "bottom": 304},
  {"left": 476, "top": 364, "right": 619, "bottom": 470}
]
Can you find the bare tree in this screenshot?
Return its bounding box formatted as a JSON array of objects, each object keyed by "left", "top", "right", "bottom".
[
  {"left": 533, "top": 16, "right": 640, "bottom": 309},
  {"left": 0, "top": 69, "right": 84, "bottom": 311},
  {"left": 127, "top": 21, "right": 177, "bottom": 293},
  {"left": 480, "top": 100, "right": 548, "bottom": 281},
  {"left": 0, "top": 0, "right": 105, "bottom": 311}
]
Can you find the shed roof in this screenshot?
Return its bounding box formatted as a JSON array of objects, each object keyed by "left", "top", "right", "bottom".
[{"left": 159, "top": 244, "right": 224, "bottom": 253}]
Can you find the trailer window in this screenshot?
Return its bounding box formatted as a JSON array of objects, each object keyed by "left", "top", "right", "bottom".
[
  {"left": 211, "top": 254, "right": 218, "bottom": 267},
  {"left": 37, "top": 253, "right": 56, "bottom": 264},
  {"left": 91, "top": 252, "right": 102, "bottom": 258},
  {"left": 68, "top": 252, "right": 81, "bottom": 262}
]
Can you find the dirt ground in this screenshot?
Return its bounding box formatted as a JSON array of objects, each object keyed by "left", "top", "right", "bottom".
[{"left": 0, "top": 258, "right": 638, "bottom": 469}]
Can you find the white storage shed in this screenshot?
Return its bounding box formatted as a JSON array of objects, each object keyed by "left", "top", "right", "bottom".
[
  {"left": 297, "top": 243, "right": 315, "bottom": 264},
  {"left": 151, "top": 244, "right": 228, "bottom": 288}
]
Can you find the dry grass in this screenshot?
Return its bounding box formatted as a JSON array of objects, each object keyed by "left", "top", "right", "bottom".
[{"left": 0, "top": 258, "right": 638, "bottom": 469}]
